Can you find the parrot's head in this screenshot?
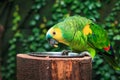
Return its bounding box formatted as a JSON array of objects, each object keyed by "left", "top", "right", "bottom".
[{"left": 46, "top": 25, "right": 69, "bottom": 48}]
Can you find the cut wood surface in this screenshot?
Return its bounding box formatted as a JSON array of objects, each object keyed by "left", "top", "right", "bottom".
[{"left": 17, "top": 53, "right": 92, "bottom": 80}]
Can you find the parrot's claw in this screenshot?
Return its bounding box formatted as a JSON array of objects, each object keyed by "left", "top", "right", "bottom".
[
  {"left": 79, "top": 51, "right": 91, "bottom": 57},
  {"left": 61, "top": 50, "right": 72, "bottom": 55}
]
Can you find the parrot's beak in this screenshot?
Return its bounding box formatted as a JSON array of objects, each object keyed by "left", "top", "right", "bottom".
[
  {"left": 46, "top": 33, "right": 59, "bottom": 47},
  {"left": 48, "top": 38, "right": 58, "bottom": 47}
]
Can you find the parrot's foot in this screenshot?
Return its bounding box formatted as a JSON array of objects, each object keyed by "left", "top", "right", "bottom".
[
  {"left": 79, "top": 51, "right": 91, "bottom": 57},
  {"left": 61, "top": 50, "right": 71, "bottom": 55}
]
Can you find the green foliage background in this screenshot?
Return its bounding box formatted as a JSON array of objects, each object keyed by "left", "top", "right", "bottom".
[{"left": 0, "top": 0, "right": 120, "bottom": 80}]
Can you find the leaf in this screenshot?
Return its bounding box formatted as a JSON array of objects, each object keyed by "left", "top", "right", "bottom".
[
  {"left": 9, "top": 44, "right": 16, "bottom": 50},
  {"left": 29, "top": 20, "right": 36, "bottom": 26},
  {"left": 113, "top": 35, "right": 120, "bottom": 40},
  {"left": 32, "top": 28, "right": 40, "bottom": 33},
  {"left": 7, "top": 57, "right": 15, "bottom": 64},
  {"left": 37, "top": 48, "right": 46, "bottom": 52},
  {"left": 12, "top": 25, "right": 18, "bottom": 31},
  {"left": 95, "top": 2, "right": 102, "bottom": 7},
  {"left": 46, "top": 21, "right": 54, "bottom": 26},
  {"left": 15, "top": 31, "right": 22, "bottom": 37},
  {"left": 75, "top": 9, "right": 81, "bottom": 13},
  {"left": 88, "top": 3, "right": 94, "bottom": 10},
  {"left": 9, "top": 38, "right": 16, "bottom": 44},
  {"left": 30, "top": 43, "right": 37, "bottom": 51},
  {"left": 36, "top": 3, "right": 41, "bottom": 9},
  {"left": 71, "top": 5, "right": 77, "bottom": 10},
  {"left": 56, "top": 8, "right": 62, "bottom": 12},
  {"left": 83, "top": 8, "right": 88, "bottom": 14},
  {"left": 28, "top": 36, "right": 34, "bottom": 41},
  {"left": 34, "top": 14, "right": 40, "bottom": 20},
  {"left": 44, "top": 43, "right": 50, "bottom": 49},
  {"left": 98, "top": 59, "right": 103, "bottom": 64}
]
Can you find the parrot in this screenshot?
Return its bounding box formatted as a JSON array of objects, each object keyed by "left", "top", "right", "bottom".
[{"left": 46, "top": 15, "right": 120, "bottom": 70}]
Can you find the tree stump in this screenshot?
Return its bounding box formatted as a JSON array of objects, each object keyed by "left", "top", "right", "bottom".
[{"left": 17, "top": 52, "right": 92, "bottom": 80}]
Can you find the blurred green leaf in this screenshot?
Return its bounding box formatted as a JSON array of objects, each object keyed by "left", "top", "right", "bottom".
[
  {"left": 96, "top": 59, "right": 103, "bottom": 66},
  {"left": 71, "top": 5, "right": 77, "bottom": 10},
  {"left": 34, "top": 14, "right": 40, "bottom": 20},
  {"left": 28, "top": 36, "right": 35, "bottom": 41},
  {"left": 29, "top": 20, "right": 36, "bottom": 26},
  {"left": 9, "top": 38, "right": 16, "bottom": 44},
  {"left": 88, "top": 3, "right": 94, "bottom": 10},
  {"left": 113, "top": 35, "right": 120, "bottom": 40},
  {"left": 32, "top": 28, "right": 40, "bottom": 33},
  {"left": 95, "top": 2, "right": 102, "bottom": 7},
  {"left": 9, "top": 44, "right": 16, "bottom": 50},
  {"left": 46, "top": 21, "right": 54, "bottom": 26},
  {"left": 75, "top": 9, "right": 81, "bottom": 13}
]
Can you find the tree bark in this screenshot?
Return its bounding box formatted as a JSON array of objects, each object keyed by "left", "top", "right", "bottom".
[
  {"left": 17, "top": 53, "right": 92, "bottom": 80},
  {"left": 0, "top": 25, "right": 4, "bottom": 80}
]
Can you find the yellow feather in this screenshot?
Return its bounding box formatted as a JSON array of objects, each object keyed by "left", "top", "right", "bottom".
[
  {"left": 49, "top": 27, "right": 69, "bottom": 46},
  {"left": 83, "top": 24, "right": 92, "bottom": 35}
]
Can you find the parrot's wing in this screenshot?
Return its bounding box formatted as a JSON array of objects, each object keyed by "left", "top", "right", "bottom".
[
  {"left": 86, "top": 23, "right": 120, "bottom": 70},
  {"left": 87, "top": 23, "right": 110, "bottom": 51}
]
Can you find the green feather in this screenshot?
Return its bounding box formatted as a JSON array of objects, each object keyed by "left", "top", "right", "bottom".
[{"left": 87, "top": 23, "right": 110, "bottom": 49}]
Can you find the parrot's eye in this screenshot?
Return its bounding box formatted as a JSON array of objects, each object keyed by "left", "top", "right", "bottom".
[{"left": 53, "top": 31, "right": 56, "bottom": 35}]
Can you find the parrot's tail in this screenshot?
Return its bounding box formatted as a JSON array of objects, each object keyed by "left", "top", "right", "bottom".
[{"left": 98, "top": 46, "right": 120, "bottom": 71}]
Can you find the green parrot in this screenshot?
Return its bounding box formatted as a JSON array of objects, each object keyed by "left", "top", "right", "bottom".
[{"left": 46, "top": 15, "right": 120, "bottom": 70}]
